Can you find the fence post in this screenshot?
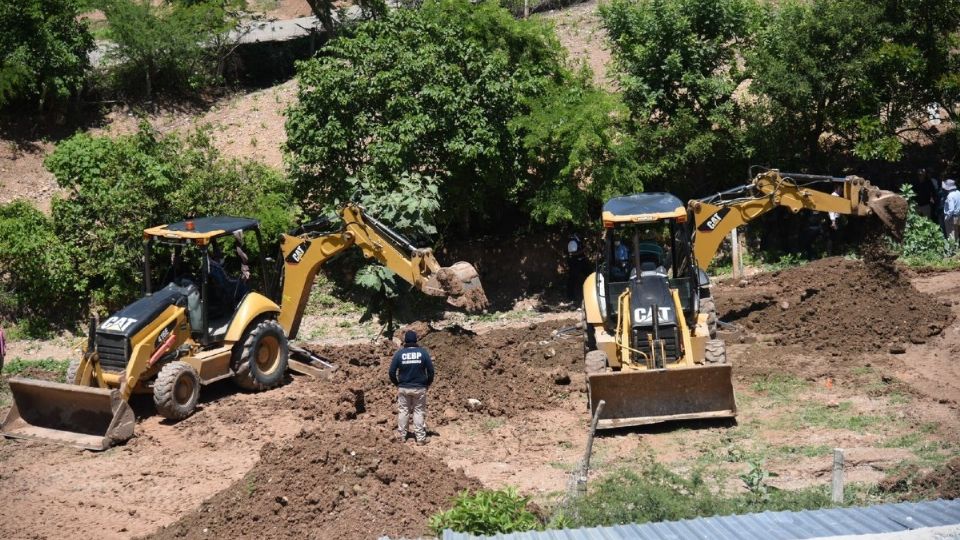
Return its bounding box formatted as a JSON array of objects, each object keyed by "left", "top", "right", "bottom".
[
  {"left": 576, "top": 400, "right": 605, "bottom": 493},
  {"left": 832, "top": 448, "right": 845, "bottom": 503}
]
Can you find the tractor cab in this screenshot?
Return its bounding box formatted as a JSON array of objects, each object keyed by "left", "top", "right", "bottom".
[
  {"left": 139, "top": 217, "right": 270, "bottom": 346},
  {"left": 597, "top": 193, "right": 701, "bottom": 343}
]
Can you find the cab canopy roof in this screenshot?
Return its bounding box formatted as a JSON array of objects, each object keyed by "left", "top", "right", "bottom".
[
  {"left": 144, "top": 216, "right": 259, "bottom": 241},
  {"left": 602, "top": 193, "right": 687, "bottom": 224}
]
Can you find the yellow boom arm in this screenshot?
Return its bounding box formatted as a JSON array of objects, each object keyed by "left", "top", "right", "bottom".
[
  {"left": 277, "top": 204, "right": 485, "bottom": 339},
  {"left": 688, "top": 170, "right": 905, "bottom": 267}
]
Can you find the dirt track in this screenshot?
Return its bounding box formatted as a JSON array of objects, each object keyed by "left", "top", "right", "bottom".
[{"left": 2, "top": 265, "right": 959, "bottom": 539}]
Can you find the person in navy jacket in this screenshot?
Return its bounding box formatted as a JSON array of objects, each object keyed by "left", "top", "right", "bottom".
[{"left": 389, "top": 330, "right": 435, "bottom": 444}]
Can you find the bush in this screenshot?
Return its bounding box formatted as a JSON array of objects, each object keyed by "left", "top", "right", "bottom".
[
  {"left": 0, "top": 0, "right": 94, "bottom": 110},
  {"left": 287, "top": 0, "right": 625, "bottom": 231},
  {"left": 429, "top": 488, "right": 541, "bottom": 536},
  {"left": 0, "top": 201, "right": 84, "bottom": 330},
  {"left": 46, "top": 123, "right": 298, "bottom": 312},
  {"left": 97, "top": 0, "right": 241, "bottom": 99},
  {"left": 897, "top": 184, "right": 956, "bottom": 264}
]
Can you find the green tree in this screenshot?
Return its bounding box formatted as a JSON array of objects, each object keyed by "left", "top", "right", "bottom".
[
  {"left": 46, "top": 124, "right": 297, "bottom": 311},
  {"left": 0, "top": 201, "right": 84, "bottom": 327},
  {"left": 599, "top": 0, "right": 759, "bottom": 196},
  {"left": 0, "top": 0, "right": 94, "bottom": 110},
  {"left": 747, "top": 0, "right": 960, "bottom": 166},
  {"left": 98, "top": 0, "right": 241, "bottom": 99},
  {"left": 285, "top": 0, "right": 570, "bottom": 231},
  {"left": 512, "top": 76, "right": 641, "bottom": 225}
]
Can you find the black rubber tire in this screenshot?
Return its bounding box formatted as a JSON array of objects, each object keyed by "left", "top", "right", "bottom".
[
  {"left": 704, "top": 339, "right": 728, "bottom": 365},
  {"left": 585, "top": 350, "right": 608, "bottom": 375},
  {"left": 153, "top": 361, "right": 201, "bottom": 420},
  {"left": 66, "top": 358, "right": 81, "bottom": 384},
  {"left": 581, "top": 304, "right": 597, "bottom": 352},
  {"left": 700, "top": 296, "right": 719, "bottom": 339},
  {"left": 232, "top": 319, "right": 288, "bottom": 391}
]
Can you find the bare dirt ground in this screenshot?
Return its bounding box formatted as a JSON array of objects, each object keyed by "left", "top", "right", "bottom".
[
  {"left": 2, "top": 260, "right": 959, "bottom": 539},
  {"left": 539, "top": 0, "right": 612, "bottom": 88}
]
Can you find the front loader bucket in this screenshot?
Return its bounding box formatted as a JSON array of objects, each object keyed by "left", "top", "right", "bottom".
[
  {"left": 866, "top": 190, "right": 908, "bottom": 239},
  {"left": 1, "top": 377, "right": 135, "bottom": 451},
  {"left": 588, "top": 365, "right": 736, "bottom": 429},
  {"left": 436, "top": 262, "right": 489, "bottom": 311}
]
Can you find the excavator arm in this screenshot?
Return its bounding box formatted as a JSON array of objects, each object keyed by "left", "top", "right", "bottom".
[
  {"left": 277, "top": 203, "right": 487, "bottom": 339},
  {"left": 688, "top": 170, "right": 906, "bottom": 268}
]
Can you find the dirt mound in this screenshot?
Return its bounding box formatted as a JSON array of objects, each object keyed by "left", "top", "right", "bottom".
[
  {"left": 301, "top": 320, "right": 580, "bottom": 422},
  {"left": 717, "top": 257, "right": 951, "bottom": 354},
  {"left": 143, "top": 321, "right": 581, "bottom": 539},
  {"left": 144, "top": 425, "right": 481, "bottom": 540}
]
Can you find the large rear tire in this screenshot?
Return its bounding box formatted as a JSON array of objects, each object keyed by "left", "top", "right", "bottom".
[
  {"left": 704, "top": 339, "right": 727, "bottom": 365},
  {"left": 154, "top": 361, "right": 201, "bottom": 420},
  {"left": 232, "top": 319, "right": 288, "bottom": 391},
  {"left": 700, "top": 296, "right": 719, "bottom": 339},
  {"left": 581, "top": 304, "right": 597, "bottom": 352}
]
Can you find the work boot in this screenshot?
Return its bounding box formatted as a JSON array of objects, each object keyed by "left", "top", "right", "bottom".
[
  {"left": 416, "top": 438, "right": 429, "bottom": 446},
  {"left": 396, "top": 431, "right": 407, "bottom": 443}
]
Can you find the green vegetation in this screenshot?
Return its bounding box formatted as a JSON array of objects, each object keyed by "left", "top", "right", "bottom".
[
  {"left": 561, "top": 461, "right": 904, "bottom": 528},
  {"left": 0, "top": 202, "right": 84, "bottom": 328},
  {"left": 429, "top": 488, "right": 541, "bottom": 536},
  {"left": 896, "top": 184, "right": 959, "bottom": 267},
  {"left": 0, "top": 124, "right": 297, "bottom": 331},
  {"left": 1, "top": 358, "right": 70, "bottom": 380},
  {"left": 0, "top": 0, "right": 94, "bottom": 110},
  {"left": 286, "top": 0, "right": 634, "bottom": 231},
  {"left": 750, "top": 374, "right": 807, "bottom": 403},
  {"left": 97, "top": 0, "right": 242, "bottom": 99}
]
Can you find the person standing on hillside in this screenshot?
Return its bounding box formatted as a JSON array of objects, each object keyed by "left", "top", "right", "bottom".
[
  {"left": 943, "top": 179, "right": 960, "bottom": 243},
  {"left": 389, "top": 330, "right": 434, "bottom": 445}
]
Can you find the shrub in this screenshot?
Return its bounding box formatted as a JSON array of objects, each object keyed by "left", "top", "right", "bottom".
[
  {"left": 897, "top": 184, "right": 956, "bottom": 264},
  {"left": 429, "top": 488, "right": 541, "bottom": 536},
  {"left": 45, "top": 123, "right": 298, "bottom": 312},
  {"left": 97, "top": 0, "right": 241, "bottom": 99},
  {"left": 0, "top": 0, "right": 94, "bottom": 110},
  {"left": 287, "top": 0, "right": 627, "bottom": 232},
  {"left": 0, "top": 201, "right": 84, "bottom": 329}
]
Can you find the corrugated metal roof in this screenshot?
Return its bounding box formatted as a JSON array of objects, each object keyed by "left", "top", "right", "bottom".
[{"left": 443, "top": 499, "right": 960, "bottom": 540}]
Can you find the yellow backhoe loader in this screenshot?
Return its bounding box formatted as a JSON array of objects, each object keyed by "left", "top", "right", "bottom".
[
  {"left": 582, "top": 169, "right": 905, "bottom": 429},
  {"left": 2, "top": 204, "right": 486, "bottom": 450}
]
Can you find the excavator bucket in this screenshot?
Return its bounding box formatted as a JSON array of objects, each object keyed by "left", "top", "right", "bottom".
[
  {"left": 1, "top": 378, "right": 135, "bottom": 451},
  {"left": 436, "top": 262, "right": 488, "bottom": 311},
  {"left": 587, "top": 365, "right": 737, "bottom": 429},
  {"left": 866, "top": 190, "right": 908, "bottom": 239}
]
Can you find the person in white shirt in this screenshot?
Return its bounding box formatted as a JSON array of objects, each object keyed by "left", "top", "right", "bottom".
[{"left": 942, "top": 179, "right": 960, "bottom": 243}]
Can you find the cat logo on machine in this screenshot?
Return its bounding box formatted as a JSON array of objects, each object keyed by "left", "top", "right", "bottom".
[
  {"left": 698, "top": 207, "right": 731, "bottom": 232},
  {"left": 100, "top": 316, "right": 137, "bottom": 333},
  {"left": 286, "top": 240, "right": 311, "bottom": 264},
  {"left": 633, "top": 306, "right": 673, "bottom": 325}
]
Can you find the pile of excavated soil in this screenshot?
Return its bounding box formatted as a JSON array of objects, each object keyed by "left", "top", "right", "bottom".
[
  {"left": 145, "top": 425, "right": 481, "bottom": 540},
  {"left": 717, "top": 257, "right": 952, "bottom": 354},
  {"left": 145, "top": 321, "right": 582, "bottom": 539},
  {"left": 297, "top": 319, "right": 581, "bottom": 423}
]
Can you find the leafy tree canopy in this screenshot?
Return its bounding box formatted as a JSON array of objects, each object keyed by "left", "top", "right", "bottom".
[
  {"left": 46, "top": 124, "right": 298, "bottom": 311},
  {"left": 0, "top": 0, "right": 94, "bottom": 110},
  {"left": 286, "top": 0, "right": 630, "bottom": 230}
]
